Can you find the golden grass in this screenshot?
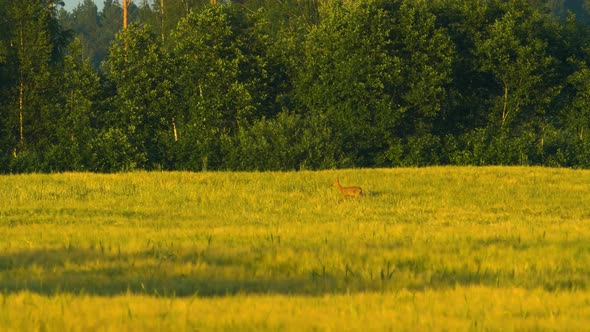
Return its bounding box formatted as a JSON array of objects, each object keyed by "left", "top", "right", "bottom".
[
  {"left": 1, "top": 167, "right": 590, "bottom": 330},
  {"left": 2, "top": 287, "right": 590, "bottom": 331}
]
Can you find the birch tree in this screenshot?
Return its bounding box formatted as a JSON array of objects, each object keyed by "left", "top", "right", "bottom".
[{"left": 7, "top": 0, "right": 53, "bottom": 154}]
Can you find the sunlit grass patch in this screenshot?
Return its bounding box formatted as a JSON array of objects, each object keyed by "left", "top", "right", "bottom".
[
  {"left": 1, "top": 167, "right": 590, "bottom": 330},
  {"left": 1, "top": 287, "right": 590, "bottom": 331}
]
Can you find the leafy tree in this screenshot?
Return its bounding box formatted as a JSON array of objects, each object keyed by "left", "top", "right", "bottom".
[
  {"left": 171, "top": 4, "right": 277, "bottom": 170},
  {"left": 10, "top": 0, "right": 52, "bottom": 149},
  {"left": 59, "top": 0, "right": 142, "bottom": 70},
  {"left": 0, "top": 0, "right": 12, "bottom": 170},
  {"left": 59, "top": 0, "right": 102, "bottom": 68},
  {"left": 103, "top": 23, "right": 177, "bottom": 170},
  {"left": 46, "top": 38, "right": 101, "bottom": 171},
  {"left": 297, "top": 0, "right": 454, "bottom": 166},
  {"left": 556, "top": 56, "right": 590, "bottom": 166},
  {"left": 2, "top": 0, "right": 71, "bottom": 171},
  {"left": 242, "top": 0, "right": 320, "bottom": 35},
  {"left": 429, "top": 0, "right": 492, "bottom": 133},
  {"left": 474, "top": 0, "right": 561, "bottom": 164},
  {"left": 143, "top": 0, "right": 211, "bottom": 46}
]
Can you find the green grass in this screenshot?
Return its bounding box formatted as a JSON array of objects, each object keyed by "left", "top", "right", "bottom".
[{"left": 1, "top": 167, "right": 590, "bottom": 330}]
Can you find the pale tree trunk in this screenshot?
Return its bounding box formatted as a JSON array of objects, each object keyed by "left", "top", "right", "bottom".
[
  {"left": 123, "top": 0, "right": 129, "bottom": 30},
  {"left": 501, "top": 79, "right": 509, "bottom": 127},
  {"left": 122, "top": 0, "right": 131, "bottom": 53},
  {"left": 117, "top": 0, "right": 131, "bottom": 30},
  {"left": 500, "top": 79, "right": 520, "bottom": 128},
  {"left": 541, "top": 125, "right": 545, "bottom": 150},
  {"left": 180, "top": 0, "right": 190, "bottom": 15},
  {"left": 13, "top": 1, "right": 53, "bottom": 157},
  {"left": 172, "top": 118, "right": 178, "bottom": 142},
  {"left": 160, "top": 0, "right": 176, "bottom": 142},
  {"left": 19, "top": 78, "right": 24, "bottom": 147},
  {"left": 18, "top": 26, "right": 25, "bottom": 150},
  {"left": 160, "top": 0, "right": 165, "bottom": 42}
]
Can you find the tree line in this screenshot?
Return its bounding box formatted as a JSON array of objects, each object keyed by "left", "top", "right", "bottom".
[{"left": 3, "top": 0, "right": 590, "bottom": 172}]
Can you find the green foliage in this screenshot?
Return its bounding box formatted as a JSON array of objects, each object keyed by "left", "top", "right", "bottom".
[
  {"left": 104, "top": 23, "right": 177, "bottom": 170},
  {"left": 46, "top": 38, "right": 101, "bottom": 171},
  {"left": 224, "top": 111, "right": 339, "bottom": 170},
  {"left": 5, "top": 0, "right": 590, "bottom": 172},
  {"left": 475, "top": 0, "right": 558, "bottom": 129},
  {"left": 171, "top": 4, "right": 281, "bottom": 170},
  {"left": 382, "top": 133, "right": 445, "bottom": 166},
  {"left": 552, "top": 55, "right": 590, "bottom": 167},
  {"left": 88, "top": 128, "right": 138, "bottom": 172},
  {"left": 59, "top": 0, "right": 140, "bottom": 68},
  {"left": 297, "top": 0, "right": 454, "bottom": 166},
  {"left": 0, "top": 0, "right": 75, "bottom": 172},
  {"left": 226, "top": 112, "right": 305, "bottom": 170}
]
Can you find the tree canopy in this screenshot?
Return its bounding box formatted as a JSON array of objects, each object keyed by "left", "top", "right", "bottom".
[{"left": 3, "top": 0, "right": 590, "bottom": 172}]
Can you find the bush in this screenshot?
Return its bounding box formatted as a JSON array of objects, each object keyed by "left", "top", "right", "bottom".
[
  {"left": 89, "top": 128, "right": 142, "bottom": 172},
  {"left": 222, "top": 111, "right": 341, "bottom": 171}
]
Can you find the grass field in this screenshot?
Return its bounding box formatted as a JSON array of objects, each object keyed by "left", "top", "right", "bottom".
[{"left": 1, "top": 167, "right": 590, "bottom": 330}]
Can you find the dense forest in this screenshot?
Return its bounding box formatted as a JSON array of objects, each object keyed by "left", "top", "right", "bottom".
[{"left": 3, "top": 0, "right": 590, "bottom": 172}]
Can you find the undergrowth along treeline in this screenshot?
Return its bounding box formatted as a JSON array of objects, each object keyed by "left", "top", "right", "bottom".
[{"left": 4, "top": 0, "right": 590, "bottom": 172}]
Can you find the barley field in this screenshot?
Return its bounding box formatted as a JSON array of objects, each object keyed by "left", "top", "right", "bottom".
[{"left": 1, "top": 167, "right": 590, "bottom": 331}]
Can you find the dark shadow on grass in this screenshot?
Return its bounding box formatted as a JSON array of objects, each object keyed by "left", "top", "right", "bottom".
[
  {"left": 362, "top": 191, "right": 387, "bottom": 198},
  {"left": 0, "top": 246, "right": 586, "bottom": 297}
]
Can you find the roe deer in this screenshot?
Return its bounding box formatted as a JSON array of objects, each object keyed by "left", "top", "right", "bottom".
[{"left": 332, "top": 179, "right": 362, "bottom": 199}]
